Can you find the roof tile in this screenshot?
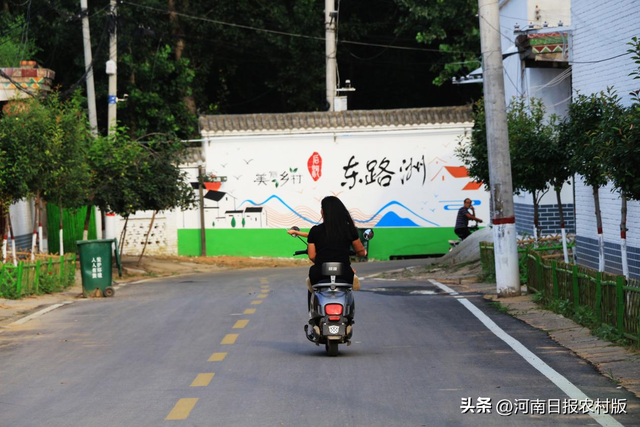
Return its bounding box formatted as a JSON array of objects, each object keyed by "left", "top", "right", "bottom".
[{"left": 199, "top": 106, "right": 472, "bottom": 135}]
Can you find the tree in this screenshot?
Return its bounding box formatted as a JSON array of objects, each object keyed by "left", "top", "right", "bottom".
[
  {"left": 0, "top": 14, "right": 39, "bottom": 67},
  {"left": 0, "top": 105, "right": 32, "bottom": 262},
  {"left": 395, "top": 0, "right": 480, "bottom": 86},
  {"left": 458, "top": 97, "right": 558, "bottom": 237},
  {"left": 549, "top": 117, "right": 576, "bottom": 262},
  {"left": 564, "top": 90, "right": 613, "bottom": 272},
  {"left": 0, "top": 96, "right": 56, "bottom": 257},
  {"left": 507, "top": 97, "right": 556, "bottom": 239},
  {"left": 42, "top": 93, "right": 93, "bottom": 255},
  {"left": 456, "top": 99, "right": 490, "bottom": 188}
]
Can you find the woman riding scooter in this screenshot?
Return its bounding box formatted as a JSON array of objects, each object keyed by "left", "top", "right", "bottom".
[{"left": 288, "top": 196, "right": 367, "bottom": 319}]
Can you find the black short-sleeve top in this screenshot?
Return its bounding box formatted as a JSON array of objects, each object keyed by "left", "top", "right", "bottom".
[{"left": 308, "top": 223, "right": 359, "bottom": 266}]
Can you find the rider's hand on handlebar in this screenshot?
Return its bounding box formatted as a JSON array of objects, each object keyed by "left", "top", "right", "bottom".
[{"left": 287, "top": 229, "right": 299, "bottom": 236}]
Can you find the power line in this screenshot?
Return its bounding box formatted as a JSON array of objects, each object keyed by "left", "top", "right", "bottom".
[
  {"left": 121, "top": 0, "right": 477, "bottom": 55},
  {"left": 569, "top": 51, "right": 630, "bottom": 64}
]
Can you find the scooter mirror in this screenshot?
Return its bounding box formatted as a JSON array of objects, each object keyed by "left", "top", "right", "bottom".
[
  {"left": 289, "top": 225, "right": 300, "bottom": 237},
  {"left": 363, "top": 229, "right": 374, "bottom": 241}
]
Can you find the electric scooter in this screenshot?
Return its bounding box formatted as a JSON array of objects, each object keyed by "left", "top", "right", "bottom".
[{"left": 290, "top": 227, "right": 374, "bottom": 356}]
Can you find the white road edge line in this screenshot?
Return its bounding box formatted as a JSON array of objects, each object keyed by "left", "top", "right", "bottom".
[
  {"left": 10, "top": 301, "right": 74, "bottom": 326},
  {"left": 428, "top": 279, "right": 624, "bottom": 427}
]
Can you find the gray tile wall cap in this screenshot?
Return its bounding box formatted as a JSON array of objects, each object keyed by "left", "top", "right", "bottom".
[{"left": 199, "top": 106, "right": 473, "bottom": 136}]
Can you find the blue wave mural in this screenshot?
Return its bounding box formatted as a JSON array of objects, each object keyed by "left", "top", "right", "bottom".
[
  {"left": 239, "top": 195, "right": 320, "bottom": 225},
  {"left": 353, "top": 200, "right": 441, "bottom": 227},
  {"left": 375, "top": 212, "right": 419, "bottom": 227},
  {"left": 240, "top": 196, "right": 440, "bottom": 227}
]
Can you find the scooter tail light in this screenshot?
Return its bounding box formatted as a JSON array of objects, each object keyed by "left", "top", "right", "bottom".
[
  {"left": 328, "top": 316, "right": 340, "bottom": 321},
  {"left": 325, "top": 304, "right": 343, "bottom": 315}
]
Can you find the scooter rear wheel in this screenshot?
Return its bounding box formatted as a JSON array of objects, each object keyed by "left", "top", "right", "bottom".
[{"left": 325, "top": 340, "right": 339, "bottom": 357}]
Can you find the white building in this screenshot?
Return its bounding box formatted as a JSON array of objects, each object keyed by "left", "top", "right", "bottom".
[
  {"left": 570, "top": 0, "right": 640, "bottom": 278},
  {"left": 456, "top": 0, "right": 575, "bottom": 237}
]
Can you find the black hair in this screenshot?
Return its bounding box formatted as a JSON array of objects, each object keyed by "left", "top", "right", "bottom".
[{"left": 321, "top": 196, "right": 357, "bottom": 241}]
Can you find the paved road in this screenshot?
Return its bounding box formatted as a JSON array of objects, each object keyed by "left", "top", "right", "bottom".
[{"left": 1, "top": 261, "right": 639, "bottom": 426}]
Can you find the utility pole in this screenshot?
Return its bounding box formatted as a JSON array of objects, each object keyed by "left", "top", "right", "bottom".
[
  {"left": 103, "top": 0, "right": 118, "bottom": 240},
  {"left": 107, "top": 0, "right": 117, "bottom": 133},
  {"left": 197, "top": 161, "right": 207, "bottom": 257},
  {"left": 325, "top": 0, "right": 337, "bottom": 111},
  {"left": 80, "top": 0, "right": 98, "bottom": 136},
  {"left": 477, "top": 0, "right": 520, "bottom": 297}
]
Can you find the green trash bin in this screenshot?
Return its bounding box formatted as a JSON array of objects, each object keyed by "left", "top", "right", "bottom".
[{"left": 76, "top": 238, "right": 122, "bottom": 297}]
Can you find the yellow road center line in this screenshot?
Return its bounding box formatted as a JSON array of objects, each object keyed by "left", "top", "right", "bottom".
[
  {"left": 244, "top": 308, "right": 256, "bottom": 314},
  {"left": 221, "top": 334, "right": 238, "bottom": 344},
  {"left": 233, "top": 319, "right": 249, "bottom": 329},
  {"left": 260, "top": 290, "right": 269, "bottom": 294},
  {"left": 190, "top": 373, "right": 215, "bottom": 387},
  {"left": 258, "top": 294, "right": 268, "bottom": 299},
  {"left": 260, "top": 278, "right": 268, "bottom": 284},
  {"left": 165, "top": 398, "right": 199, "bottom": 420},
  {"left": 251, "top": 300, "right": 263, "bottom": 305},
  {"left": 260, "top": 285, "right": 269, "bottom": 289},
  {"left": 208, "top": 352, "right": 227, "bottom": 362}
]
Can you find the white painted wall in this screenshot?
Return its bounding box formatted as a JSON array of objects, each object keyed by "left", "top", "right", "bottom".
[
  {"left": 575, "top": 179, "right": 640, "bottom": 246},
  {"left": 572, "top": 0, "right": 640, "bottom": 250},
  {"left": 196, "top": 126, "right": 489, "bottom": 232},
  {"left": 530, "top": 0, "right": 571, "bottom": 27}
]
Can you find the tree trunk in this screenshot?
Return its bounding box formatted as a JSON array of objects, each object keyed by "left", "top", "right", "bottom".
[
  {"left": 532, "top": 191, "right": 539, "bottom": 243},
  {"left": 119, "top": 216, "right": 129, "bottom": 256},
  {"left": 168, "top": 0, "right": 197, "bottom": 115},
  {"left": 101, "top": 210, "right": 107, "bottom": 239},
  {"left": 38, "top": 197, "right": 44, "bottom": 253},
  {"left": 59, "top": 204, "right": 64, "bottom": 256},
  {"left": 593, "top": 186, "right": 605, "bottom": 272},
  {"left": 83, "top": 205, "right": 93, "bottom": 241},
  {"left": 31, "top": 192, "right": 39, "bottom": 260},
  {"left": 621, "top": 195, "right": 629, "bottom": 279},
  {"left": 1, "top": 206, "right": 7, "bottom": 263},
  {"left": 8, "top": 214, "right": 17, "bottom": 266},
  {"left": 137, "top": 211, "right": 157, "bottom": 266},
  {"left": 556, "top": 189, "right": 569, "bottom": 263}
]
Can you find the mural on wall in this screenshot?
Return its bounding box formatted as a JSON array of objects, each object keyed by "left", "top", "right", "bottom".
[{"left": 196, "top": 132, "right": 488, "bottom": 230}]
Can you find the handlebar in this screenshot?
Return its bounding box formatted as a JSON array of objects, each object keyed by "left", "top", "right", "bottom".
[{"left": 293, "top": 250, "right": 308, "bottom": 256}]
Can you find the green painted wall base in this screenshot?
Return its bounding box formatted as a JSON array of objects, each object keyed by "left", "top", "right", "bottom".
[{"left": 178, "top": 228, "right": 458, "bottom": 260}]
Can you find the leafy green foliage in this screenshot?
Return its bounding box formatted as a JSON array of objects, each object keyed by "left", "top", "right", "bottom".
[
  {"left": 87, "top": 130, "right": 196, "bottom": 216},
  {"left": 0, "top": 14, "right": 40, "bottom": 67},
  {"left": 457, "top": 97, "right": 558, "bottom": 200},
  {"left": 0, "top": 97, "right": 52, "bottom": 210},
  {"left": 395, "top": 0, "right": 480, "bottom": 86},
  {"left": 119, "top": 44, "right": 198, "bottom": 139},
  {"left": 563, "top": 91, "right": 612, "bottom": 189},
  {"left": 42, "top": 92, "right": 93, "bottom": 211},
  {"left": 507, "top": 98, "right": 555, "bottom": 197},
  {"left": 456, "top": 99, "right": 489, "bottom": 189}
]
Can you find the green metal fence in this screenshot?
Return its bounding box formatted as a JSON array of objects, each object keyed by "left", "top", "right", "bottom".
[
  {"left": 480, "top": 240, "right": 640, "bottom": 342},
  {"left": 524, "top": 251, "right": 640, "bottom": 342},
  {"left": 0, "top": 254, "right": 76, "bottom": 299},
  {"left": 479, "top": 241, "right": 572, "bottom": 283}
]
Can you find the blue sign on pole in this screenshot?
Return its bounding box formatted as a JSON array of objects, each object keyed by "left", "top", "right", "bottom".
[{"left": 108, "top": 95, "right": 117, "bottom": 104}]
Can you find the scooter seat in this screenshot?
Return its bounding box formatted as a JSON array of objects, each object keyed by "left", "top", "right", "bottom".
[{"left": 321, "top": 262, "right": 349, "bottom": 276}]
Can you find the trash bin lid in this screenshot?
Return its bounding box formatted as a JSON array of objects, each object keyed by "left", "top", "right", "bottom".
[{"left": 76, "top": 239, "right": 117, "bottom": 246}]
